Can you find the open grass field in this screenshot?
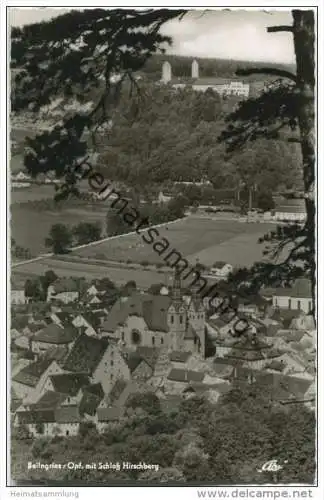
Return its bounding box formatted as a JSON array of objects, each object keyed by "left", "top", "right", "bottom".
[
  {"left": 74, "top": 216, "right": 274, "bottom": 268},
  {"left": 11, "top": 257, "right": 171, "bottom": 290},
  {"left": 11, "top": 204, "right": 108, "bottom": 255}
]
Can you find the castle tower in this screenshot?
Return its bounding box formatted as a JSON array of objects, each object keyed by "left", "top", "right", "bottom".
[
  {"left": 191, "top": 59, "right": 199, "bottom": 79},
  {"left": 167, "top": 267, "right": 187, "bottom": 351},
  {"left": 162, "top": 61, "right": 172, "bottom": 83}
]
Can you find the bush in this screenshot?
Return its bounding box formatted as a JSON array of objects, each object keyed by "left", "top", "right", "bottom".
[
  {"left": 79, "top": 421, "right": 98, "bottom": 438},
  {"left": 140, "top": 260, "right": 149, "bottom": 267},
  {"left": 31, "top": 438, "right": 49, "bottom": 458},
  {"left": 12, "top": 424, "right": 30, "bottom": 441}
]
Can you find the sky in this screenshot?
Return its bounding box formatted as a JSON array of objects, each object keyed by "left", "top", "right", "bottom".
[{"left": 8, "top": 8, "right": 295, "bottom": 64}]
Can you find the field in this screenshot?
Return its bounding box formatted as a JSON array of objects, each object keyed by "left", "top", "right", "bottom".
[
  {"left": 73, "top": 216, "right": 274, "bottom": 268},
  {"left": 11, "top": 257, "right": 171, "bottom": 290},
  {"left": 11, "top": 204, "right": 108, "bottom": 255}
]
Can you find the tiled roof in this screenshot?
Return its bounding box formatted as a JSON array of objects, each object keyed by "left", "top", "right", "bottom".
[
  {"left": 266, "top": 347, "right": 284, "bottom": 359},
  {"left": 97, "top": 406, "right": 123, "bottom": 422},
  {"left": 265, "top": 360, "right": 285, "bottom": 372},
  {"left": 278, "top": 330, "right": 305, "bottom": 343},
  {"left": 136, "top": 346, "right": 160, "bottom": 369},
  {"left": 212, "top": 261, "right": 228, "bottom": 269},
  {"left": 50, "top": 373, "right": 90, "bottom": 396},
  {"left": 55, "top": 312, "right": 73, "bottom": 324},
  {"left": 102, "top": 294, "right": 171, "bottom": 333},
  {"left": 17, "top": 409, "right": 55, "bottom": 424},
  {"left": 33, "top": 324, "right": 79, "bottom": 345},
  {"left": 30, "top": 391, "right": 67, "bottom": 410},
  {"left": 213, "top": 362, "right": 235, "bottom": 379},
  {"left": 169, "top": 351, "right": 191, "bottom": 363},
  {"left": 43, "top": 345, "right": 69, "bottom": 363},
  {"left": 123, "top": 351, "right": 142, "bottom": 373},
  {"left": 55, "top": 405, "right": 80, "bottom": 423},
  {"left": 167, "top": 368, "right": 204, "bottom": 383},
  {"left": 12, "top": 359, "right": 53, "bottom": 387},
  {"left": 235, "top": 369, "right": 313, "bottom": 402},
  {"left": 63, "top": 334, "right": 109, "bottom": 375}
]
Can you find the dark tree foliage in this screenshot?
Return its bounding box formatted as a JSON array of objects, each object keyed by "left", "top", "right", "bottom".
[
  {"left": 45, "top": 223, "right": 73, "bottom": 254},
  {"left": 256, "top": 191, "right": 275, "bottom": 212},
  {"left": 11, "top": 8, "right": 185, "bottom": 199},
  {"left": 219, "top": 10, "right": 315, "bottom": 316},
  {"left": 73, "top": 221, "right": 102, "bottom": 245}
]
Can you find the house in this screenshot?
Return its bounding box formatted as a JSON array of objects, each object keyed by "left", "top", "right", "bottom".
[
  {"left": 274, "top": 199, "right": 306, "bottom": 222},
  {"left": 47, "top": 278, "right": 80, "bottom": 304},
  {"left": 63, "top": 334, "right": 130, "bottom": 394},
  {"left": 41, "top": 373, "right": 90, "bottom": 405},
  {"left": 157, "top": 191, "right": 172, "bottom": 204},
  {"left": 72, "top": 312, "right": 100, "bottom": 337},
  {"left": 101, "top": 269, "right": 207, "bottom": 358},
  {"left": 31, "top": 324, "right": 79, "bottom": 354},
  {"left": 224, "top": 333, "right": 272, "bottom": 370},
  {"left": 15, "top": 391, "right": 81, "bottom": 437},
  {"left": 236, "top": 295, "right": 268, "bottom": 316},
  {"left": 11, "top": 289, "right": 27, "bottom": 305},
  {"left": 50, "top": 311, "right": 74, "bottom": 327},
  {"left": 161, "top": 60, "right": 250, "bottom": 97},
  {"left": 169, "top": 351, "right": 192, "bottom": 369},
  {"left": 209, "top": 262, "right": 233, "bottom": 281},
  {"left": 96, "top": 406, "right": 124, "bottom": 431},
  {"left": 272, "top": 278, "right": 313, "bottom": 314},
  {"left": 12, "top": 359, "right": 63, "bottom": 402},
  {"left": 123, "top": 347, "right": 159, "bottom": 381}
]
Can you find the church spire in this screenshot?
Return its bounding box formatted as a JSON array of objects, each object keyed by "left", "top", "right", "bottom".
[
  {"left": 171, "top": 266, "right": 182, "bottom": 302},
  {"left": 190, "top": 259, "right": 204, "bottom": 310}
]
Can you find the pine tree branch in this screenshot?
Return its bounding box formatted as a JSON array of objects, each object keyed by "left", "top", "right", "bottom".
[
  {"left": 236, "top": 68, "right": 297, "bottom": 83},
  {"left": 267, "top": 25, "right": 294, "bottom": 33}
]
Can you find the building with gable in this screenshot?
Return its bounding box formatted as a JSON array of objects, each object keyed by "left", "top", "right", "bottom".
[
  {"left": 12, "top": 359, "right": 63, "bottom": 402},
  {"left": 47, "top": 278, "right": 80, "bottom": 304},
  {"left": 31, "top": 323, "right": 79, "bottom": 354},
  {"left": 272, "top": 278, "right": 313, "bottom": 314},
  {"left": 63, "top": 334, "right": 130, "bottom": 394},
  {"left": 161, "top": 59, "right": 250, "bottom": 98}
]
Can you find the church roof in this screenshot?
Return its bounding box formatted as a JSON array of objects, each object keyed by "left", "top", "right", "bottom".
[{"left": 102, "top": 293, "right": 171, "bottom": 333}]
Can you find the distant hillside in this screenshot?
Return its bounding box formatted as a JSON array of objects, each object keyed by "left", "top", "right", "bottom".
[{"left": 141, "top": 53, "right": 296, "bottom": 82}]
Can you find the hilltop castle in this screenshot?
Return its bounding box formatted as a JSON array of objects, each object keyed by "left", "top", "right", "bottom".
[{"left": 161, "top": 59, "right": 250, "bottom": 98}]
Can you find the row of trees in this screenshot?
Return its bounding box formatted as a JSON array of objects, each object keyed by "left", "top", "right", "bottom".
[
  {"left": 45, "top": 222, "right": 102, "bottom": 254},
  {"left": 45, "top": 197, "right": 187, "bottom": 254}
]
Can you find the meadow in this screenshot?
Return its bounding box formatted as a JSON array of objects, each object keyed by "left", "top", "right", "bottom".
[{"left": 74, "top": 216, "right": 274, "bottom": 268}]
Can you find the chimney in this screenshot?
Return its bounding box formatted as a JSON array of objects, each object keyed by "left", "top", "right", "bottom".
[
  {"left": 191, "top": 59, "right": 199, "bottom": 79},
  {"left": 162, "top": 61, "right": 172, "bottom": 83}
]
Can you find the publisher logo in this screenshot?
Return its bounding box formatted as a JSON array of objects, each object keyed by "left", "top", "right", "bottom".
[{"left": 257, "top": 460, "right": 288, "bottom": 472}]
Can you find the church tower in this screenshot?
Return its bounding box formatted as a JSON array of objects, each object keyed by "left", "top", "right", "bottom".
[
  {"left": 162, "top": 61, "right": 172, "bottom": 83},
  {"left": 188, "top": 263, "right": 206, "bottom": 357},
  {"left": 167, "top": 267, "right": 187, "bottom": 351}
]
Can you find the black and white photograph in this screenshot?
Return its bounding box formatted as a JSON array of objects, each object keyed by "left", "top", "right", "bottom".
[{"left": 3, "top": 3, "right": 321, "bottom": 492}]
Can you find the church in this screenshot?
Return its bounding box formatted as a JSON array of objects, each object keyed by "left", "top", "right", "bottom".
[
  {"left": 101, "top": 269, "right": 207, "bottom": 358},
  {"left": 161, "top": 59, "right": 250, "bottom": 97}
]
